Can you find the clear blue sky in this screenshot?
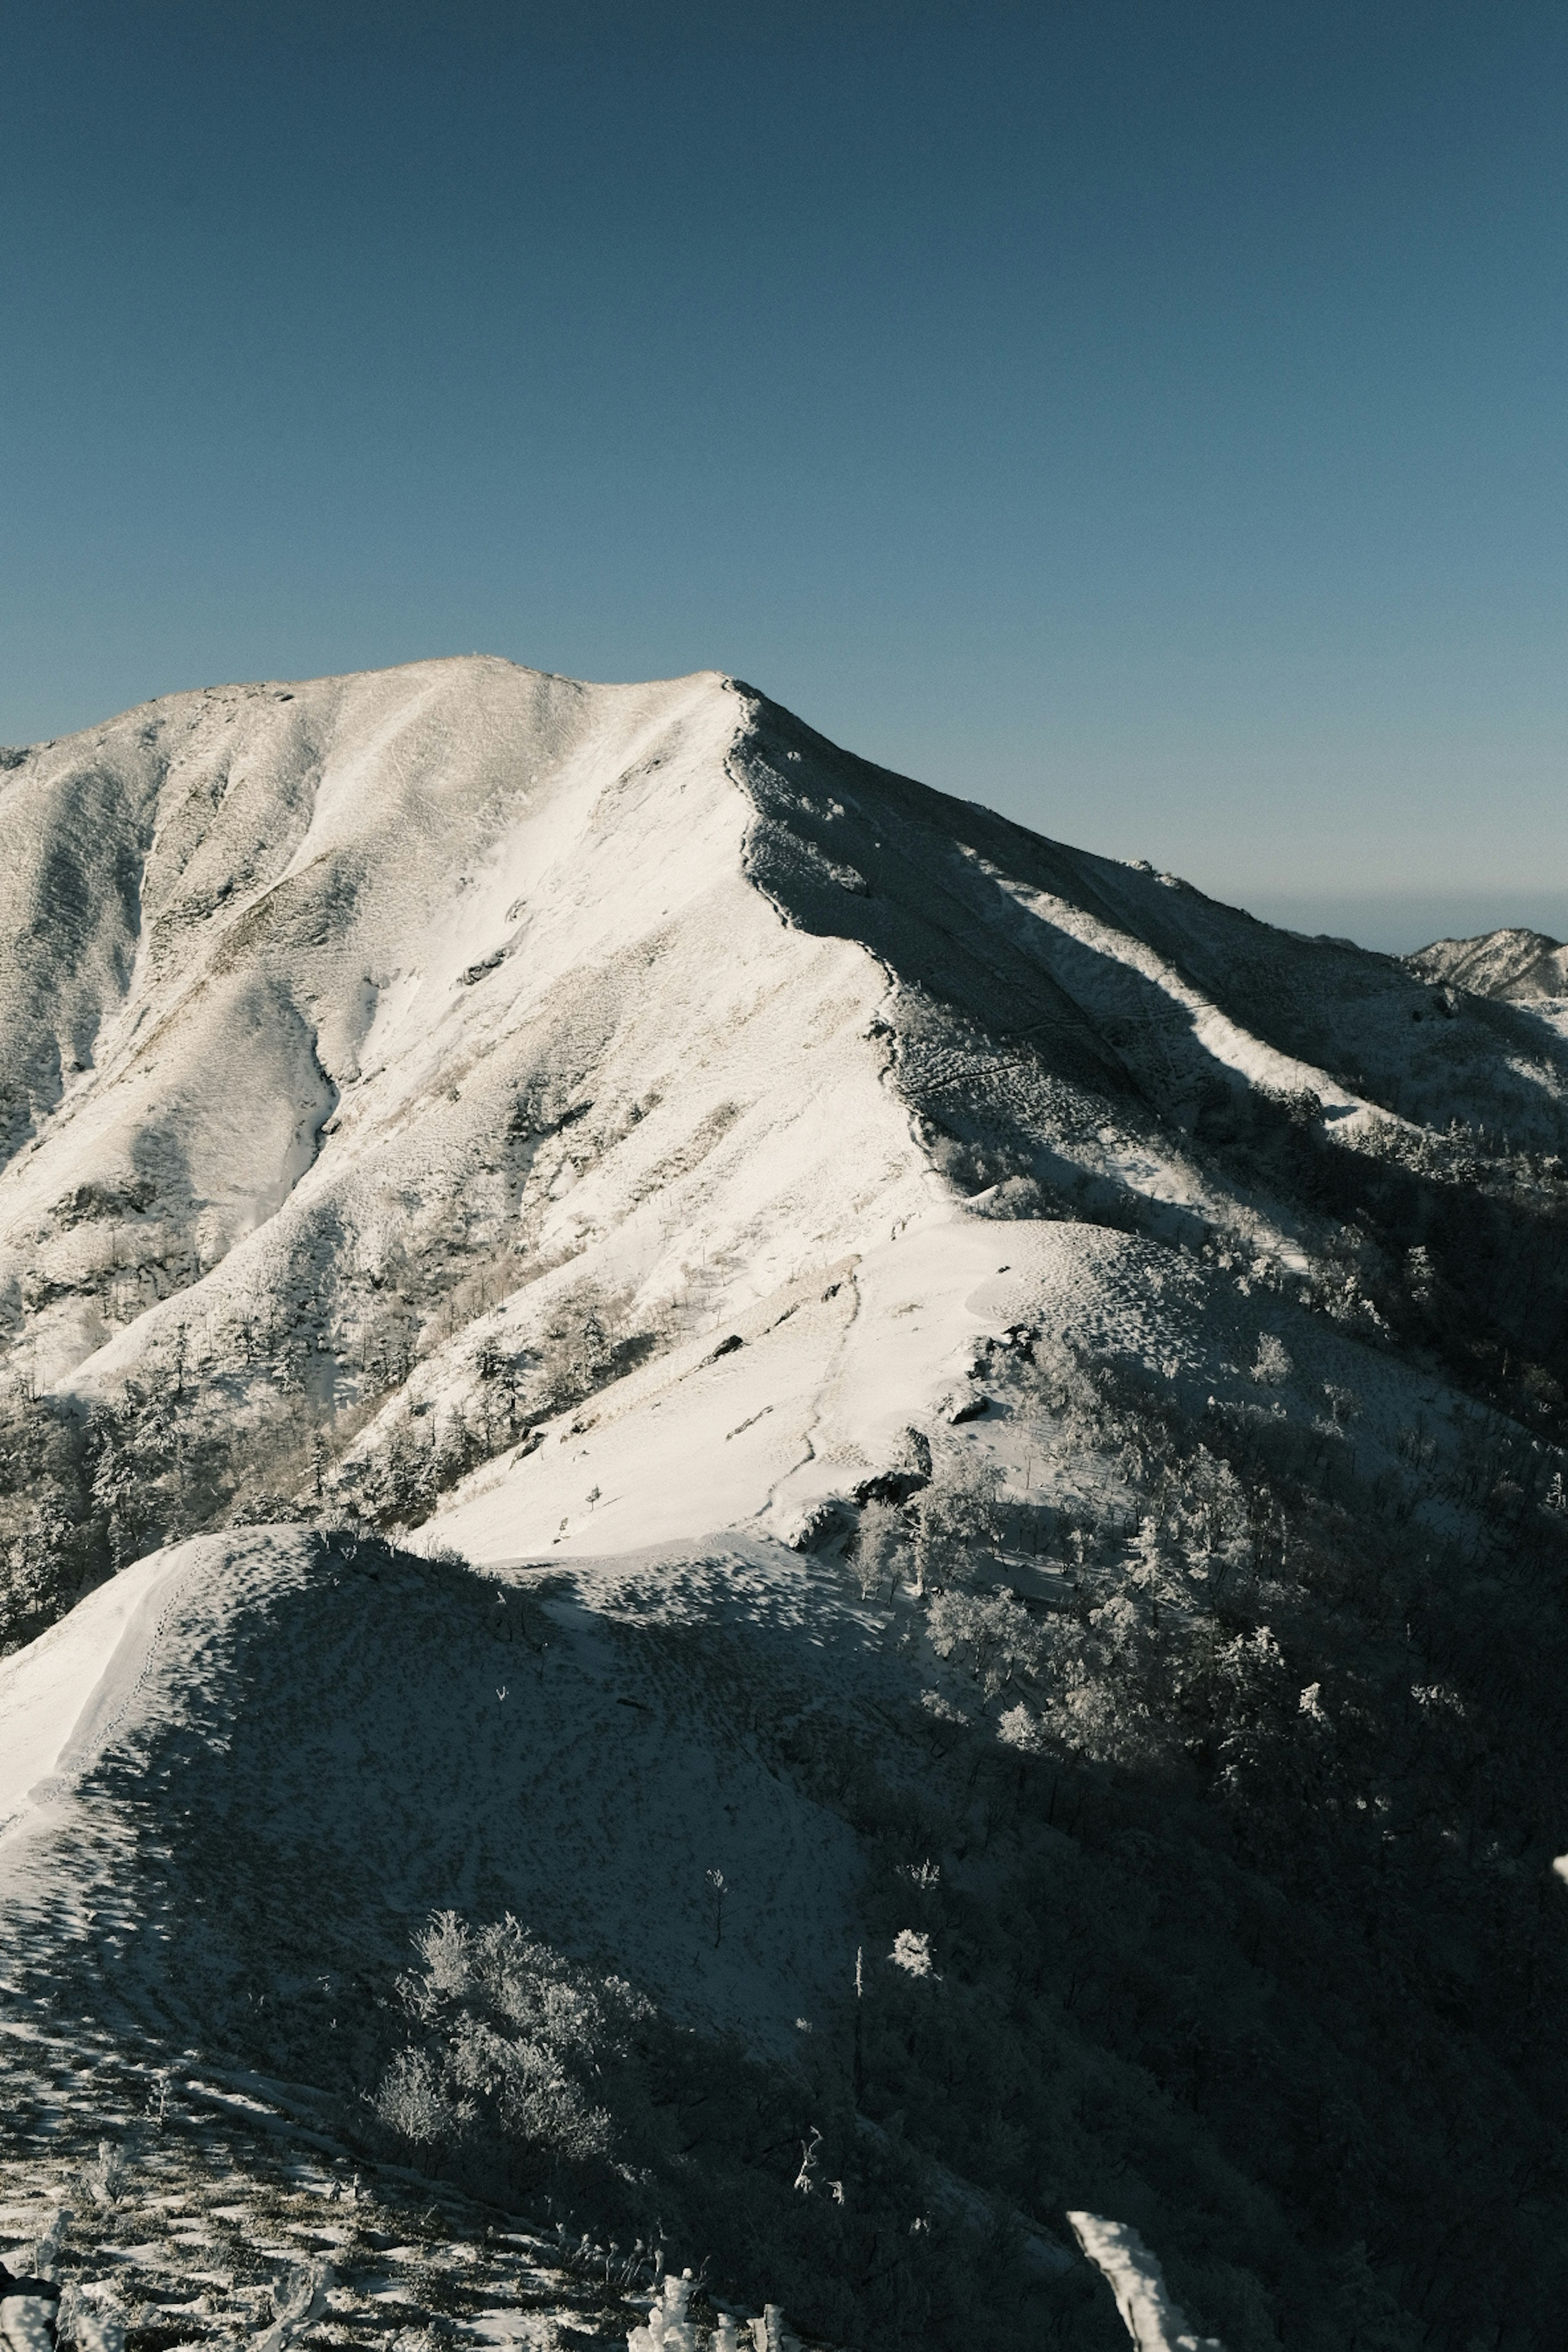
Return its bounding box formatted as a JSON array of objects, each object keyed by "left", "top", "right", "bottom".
[{"left": 4, "top": 1, "right": 1566, "bottom": 948}]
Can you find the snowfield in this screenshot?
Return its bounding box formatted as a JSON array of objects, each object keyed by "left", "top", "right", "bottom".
[{"left": 0, "top": 1527, "right": 885, "bottom": 2051}]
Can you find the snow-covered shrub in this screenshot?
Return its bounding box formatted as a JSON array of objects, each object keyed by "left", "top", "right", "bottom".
[
  {"left": 369, "top": 2048, "right": 475, "bottom": 2149},
  {"left": 1405, "top": 1243, "right": 1437, "bottom": 1304},
  {"left": 374, "top": 1916, "right": 648, "bottom": 2176},
  {"left": 970, "top": 1175, "right": 1045, "bottom": 1219},
  {"left": 926, "top": 1587, "right": 1047, "bottom": 1701},
  {"left": 888, "top": 1929, "right": 939, "bottom": 1980},
  {"left": 80, "top": 2143, "right": 132, "bottom": 2208},
  {"left": 927, "top": 1134, "right": 987, "bottom": 1194},
  {"left": 532, "top": 1279, "right": 637, "bottom": 1416},
  {"left": 419, "top": 1538, "right": 471, "bottom": 1566},
  {"left": 997, "top": 1702, "right": 1049, "bottom": 1753},
  {"left": 917, "top": 1686, "right": 967, "bottom": 1727},
  {"left": 360, "top": 1407, "right": 439, "bottom": 1527},
  {"left": 229, "top": 1489, "right": 310, "bottom": 1528},
  {"left": 413, "top": 1908, "right": 473, "bottom": 1995}
]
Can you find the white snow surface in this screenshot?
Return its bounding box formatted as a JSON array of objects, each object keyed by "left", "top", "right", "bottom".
[
  {"left": 0, "top": 1543, "right": 190, "bottom": 1845},
  {"left": 1067, "top": 2213, "right": 1224, "bottom": 2351},
  {"left": 0, "top": 659, "right": 931, "bottom": 1417},
  {"left": 428, "top": 1214, "right": 1141, "bottom": 1562}
]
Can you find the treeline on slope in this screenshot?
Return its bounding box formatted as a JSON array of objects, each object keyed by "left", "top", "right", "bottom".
[
  {"left": 366, "top": 1909, "right": 1095, "bottom": 2352},
  {"left": 0, "top": 1272, "right": 653, "bottom": 1656},
  {"left": 0, "top": 1061, "right": 666, "bottom": 1655},
  {"left": 330, "top": 1339, "right": 1568, "bottom": 2352},
  {"left": 1190, "top": 1083, "right": 1568, "bottom": 1440}
]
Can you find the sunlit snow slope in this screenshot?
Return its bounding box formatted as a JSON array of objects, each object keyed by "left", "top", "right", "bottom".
[
  {"left": 1410, "top": 924, "right": 1568, "bottom": 1006},
  {"left": 2, "top": 653, "right": 1567, "bottom": 1569}
]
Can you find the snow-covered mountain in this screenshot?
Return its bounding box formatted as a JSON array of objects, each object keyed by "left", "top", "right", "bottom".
[
  {"left": 1409, "top": 923, "right": 1568, "bottom": 1004},
  {"left": 4, "top": 659, "right": 1568, "bottom": 2352},
  {"left": 3, "top": 654, "right": 1566, "bottom": 1592}
]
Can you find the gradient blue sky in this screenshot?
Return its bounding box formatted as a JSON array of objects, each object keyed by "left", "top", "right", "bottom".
[{"left": 3, "top": 1, "right": 1565, "bottom": 949}]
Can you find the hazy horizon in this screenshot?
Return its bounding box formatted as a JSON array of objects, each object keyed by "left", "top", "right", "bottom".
[{"left": 1232, "top": 891, "right": 1568, "bottom": 957}]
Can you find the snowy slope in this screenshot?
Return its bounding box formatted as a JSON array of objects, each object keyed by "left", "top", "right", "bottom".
[
  {"left": 0, "top": 1527, "right": 895, "bottom": 2053},
  {"left": 0, "top": 1542, "right": 193, "bottom": 1842},
  {"left": 8, "top": 657, "right": 1568, "bottom": 2350},
  {"left": 4, "top": 654, "right": 1566, "bottom": 1590},
  {"left": 2, "top": 659, "right": 920, "bottom": 1405},
  {"left": 1410, "top": 924, "right": 1568, "bottom": 1004}
]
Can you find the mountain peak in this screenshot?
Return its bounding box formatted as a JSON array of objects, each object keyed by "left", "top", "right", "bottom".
[{"left": 1409, "top": 923, "right": 1568, "bottom": 1002}]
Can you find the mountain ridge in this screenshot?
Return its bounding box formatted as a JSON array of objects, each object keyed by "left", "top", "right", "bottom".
[
  {"left": 1408, "top": 922, "right": 1568, "bottom": 1003},
  {"left": 4, "top": 651, "right": 1568, "bottom": 1600},
  {"left": 4, "top": 659, "right": 1568, "bottom": 2350}
]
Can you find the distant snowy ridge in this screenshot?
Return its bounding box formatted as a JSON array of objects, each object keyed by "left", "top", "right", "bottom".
[{"left": 1408, "top": 923, "right": 1568, "bottom": 1005}]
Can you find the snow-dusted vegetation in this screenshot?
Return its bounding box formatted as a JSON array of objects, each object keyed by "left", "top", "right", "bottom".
[{"left": 4, "top": 657, "right": 1568, "bottom": 2348}]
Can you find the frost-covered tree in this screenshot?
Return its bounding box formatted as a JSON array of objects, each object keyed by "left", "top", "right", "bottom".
[
  {"left": 853, "top": 1499, "right": 907, "bottom": 1600},
  {"left": 532, "top": 1279, "right": 635, "bottom": 1415},
  {"left": 909, "top": 1452, "right": 1003, "bottom": 1593}
]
